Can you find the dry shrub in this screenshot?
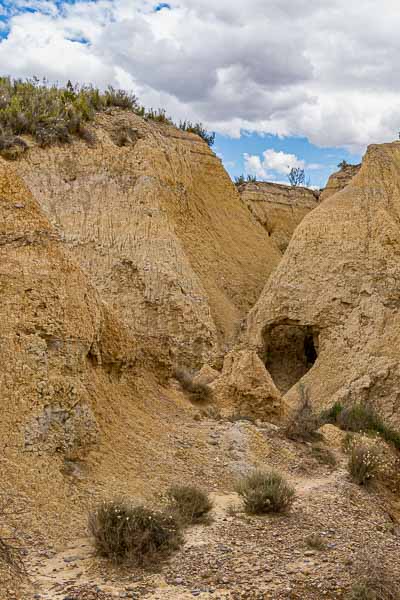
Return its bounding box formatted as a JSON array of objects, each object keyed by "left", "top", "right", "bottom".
[
  {"left": 306, "top": 533, "right": 327, "bottom": 551},
  {"left": 167, "top": 485, "right": 213, "bottom": 525},
  {"left": 323, "top": 402, "right": 400, "bottom": 450},
  {"left": 199, "top": 405, "right": 221, "bottom": 420},
  {"left": 77, "top": 125, "right": 97, "bottom": 146},
  {"left": 348, "top": 553, "right": 400, "bottom": 599},
  {"left": 88, "top": 500, "right": 182, "bottom": 565},
  {"left": 285, "top": 384, "right": 321, "bottom": 442},
  {"left": 112, "top": 125, "right": 142, "bottom": 147},
  {"left": 173, "top": 367, "right": 212, "bottom": 403},
  {"left": 311, "top": 443, "right": 337, "bottom": 467},
  {"left": 348, "top": 437, "right": 383, "bottom": 485},
  {"left": 0, "top": 134, "right": 28, "bottom": 160},
  {"left": 236, "top": 470, "right": 295, "bottom": 515}
]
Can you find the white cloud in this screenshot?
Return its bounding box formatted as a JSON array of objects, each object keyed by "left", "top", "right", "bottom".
[
  {"left": 0, "top": 0, "right": 400, "bottom": 150},
  {"left": 262, "top": 149, "right": 305, "bottom": 175},
  {"left": 245, "top": 148, "right": 311, "bottom": 181},
  {"left": 244, "top": 153, "right": 268, "bottom": 180}
]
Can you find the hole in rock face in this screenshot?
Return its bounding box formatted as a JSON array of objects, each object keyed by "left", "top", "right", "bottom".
[{"left": 262, "top": 323, "right": 319, "bottom": 394}]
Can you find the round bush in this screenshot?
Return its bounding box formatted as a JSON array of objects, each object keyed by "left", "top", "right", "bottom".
[
  {"left": 348, "top": 441, "right": 381, "bottom": 485},
  {"left": 88, "top": 500, "right": 182, "bottom": 565},
  {"left": 237, "top": 470, "right": 296, "bottom": 515},
  {"left": 167, "top": 485, "right": 213, "bottom": 524}
]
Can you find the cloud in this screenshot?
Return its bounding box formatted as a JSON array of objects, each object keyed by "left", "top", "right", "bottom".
[
  {"left": 244, "top": 153, "right": 268, "bottom": 180},
  {"left": 245, "top": 148, "right": 310, "bottom": 181},
  {"left": 262, "top": 149, "right": 305, "bottom": 175},
  {"left": 0, "top": 1, "right": 399, "bottom": 150}
]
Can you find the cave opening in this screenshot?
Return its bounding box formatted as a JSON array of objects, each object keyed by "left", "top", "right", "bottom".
[{"left": 262, "top": 323, "right": 319, "bottom": 394}]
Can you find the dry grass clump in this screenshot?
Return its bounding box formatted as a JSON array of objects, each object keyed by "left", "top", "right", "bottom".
[
  {"left": 173, "top": 367, "right": 213, "bottom": 403},
  {"left": 0, "top": 77, "right": 139, "bottom": 151},
  {"left": 236, "top": 470, "right": 295, "bottom": 515},
  {"left": 167, "top": 485, "right": 213, "bottom": 525},
  {"left": 234, "top": 174, "right": 257, "bottom": 185},
  {"left": 112, "top": 125, "right": 142, "bottom": 147},
  {"left": 285, "top": 384, "right": 322, "bottom": 442},
  {"left": 306, "top": 533, "right": 327, "bottom": 551},
  {"left": 0, "top": 133, "right": 28, "bottom": 160},
  {"left": 348, "top": 437, "right": 383, "bottom": 485},
  {"left": 0, "top": 76, "right": 216, "bottom": 157},
  {"left": 322, "top": 402, "right": 400, "bottom": 450},
  {"left": 88, "top": 499, "right": 182, "bottom": 565},
  {"left": 347, "top": 553, "right": 400, "bottom": 599},
  {"left": 179, "top": 120, "right": 215, "bottom": 147},
  {"left": 311, "top": 443, "right": 337, "bottom": 467}
]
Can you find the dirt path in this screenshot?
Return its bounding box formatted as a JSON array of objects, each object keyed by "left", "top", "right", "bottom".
[
  {"left": 24, "top": 418, "right": 400, "bottom": 599},
  {"left": 28, "top": 468, "right": 348, "bottom": 599}
]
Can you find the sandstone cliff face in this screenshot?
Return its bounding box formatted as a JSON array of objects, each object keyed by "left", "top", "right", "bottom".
[
  {"left": 246, "top": 143, "right": 400, "bottom": 423},
  {"left": 16, "top": 111, "right": 281, "bottom": 369},
  {"left": 0, "top": 163, "right": 203, "bottom": 542},
  {"left": 319, "top": 163, "right": 360, "bottom": 202},
  {"left": 238, "top": 181, "right": 318, "bottom": 252}
]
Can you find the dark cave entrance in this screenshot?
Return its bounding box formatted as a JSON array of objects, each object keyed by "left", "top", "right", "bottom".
[{"left": 262, "top": 323, "right": 319, "bottom": 394}]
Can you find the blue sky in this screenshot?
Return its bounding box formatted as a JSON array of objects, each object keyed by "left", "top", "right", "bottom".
[{"left": 214, "top": 134, "right": 362, "bottom": 188}]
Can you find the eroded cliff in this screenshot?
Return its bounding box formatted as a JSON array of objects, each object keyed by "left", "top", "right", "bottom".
[
  {"left": 246, "top": 142, "right": 400, "bottom": 423},
  {"left": 16, "top": 111, "right": 282, "bottom": 370},
  {"left": 238, "top": 181, "right": 318, "bottom": 252},
  {"left": 319, "top": 163, "right": 361, "bottom": 202}
]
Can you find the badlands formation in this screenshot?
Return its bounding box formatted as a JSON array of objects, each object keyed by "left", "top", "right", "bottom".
[{"left": 2, "top": 109, "right": 400, "bottom": 599}]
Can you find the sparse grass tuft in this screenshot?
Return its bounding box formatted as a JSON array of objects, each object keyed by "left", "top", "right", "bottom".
[
  {"left": 347, "top": 553, "right": 400, "bottom": 599},
  {"left": 236, "top": 470, "right": 295, "bottom": 515},
  {"left": 145, "top": 108, "right": 174, "bottom": 125},
  {"left": 321, "top": 401, "right": 344, "bottom": 424},
  {"left": 0, "top": 77, "right": 140, "bottom": 154},
  {"left": 173, "top": 367, "right": 212, "bottom": 403},
  {"left": 179, "top": 120, "right": 215, "bottom": 147},
  {"left": 0, "top": 77, "right": 216, "bottom": 156},
  {"left": 167, "top": 485, "right": 213, "bottom": 525},
  {"left": 112, "top": 125, "right": 142, "bottom": 147},
  {"left": 285, "top": 383, "right": 321, "bottom": 442},
  {"left": 88, "top": 499, "right": 182, "bottom": 565},
  {"left": 311, "top": 443, "right": 337, "bottom": 467},
  {"left": 306, "top": 533, "right": 327, "bottom": 551},
  {"left": 0, "top": 133, "right": 28, "bottom": 160},
  {"left": 234, "top": 174, "right": 257, "bottom": 185},
  {"left": 348, "top": 438, "right": 382, "bottom": 485},
  {"left": 322, "top": 402, "right": 400, "bottom": 450}
]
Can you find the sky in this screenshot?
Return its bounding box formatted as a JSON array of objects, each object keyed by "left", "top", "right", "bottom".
[{"left": 0, "top": 1, "right": 399, "bottom": 186}]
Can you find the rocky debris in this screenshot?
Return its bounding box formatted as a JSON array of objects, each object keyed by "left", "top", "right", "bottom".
[
  {"left": 212, "top": 350, "right": 284, "bottom": 420},
  {"left": 238, "top": 181, "right": 318, "bottom": 253},
  {"left": 246, "top": 142, "right": 400, "bottom": 422},
  {"left": 22, "top": 413, "right": 400, "bottom": 600},
  {"left": 192, "top": 365, "right": 220, "bottom": 387},
  {"left": 60, "top": 585, "right": 114, "bottom": 599}
]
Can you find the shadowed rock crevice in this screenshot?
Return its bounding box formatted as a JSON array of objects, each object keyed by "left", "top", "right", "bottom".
[{"left": 262, "top": 323, "right": 319, "bottom": 393}]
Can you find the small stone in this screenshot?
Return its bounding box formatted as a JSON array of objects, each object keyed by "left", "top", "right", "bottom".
[{"left": 63, "top": 555, "right": 83, "bottom": 563}]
